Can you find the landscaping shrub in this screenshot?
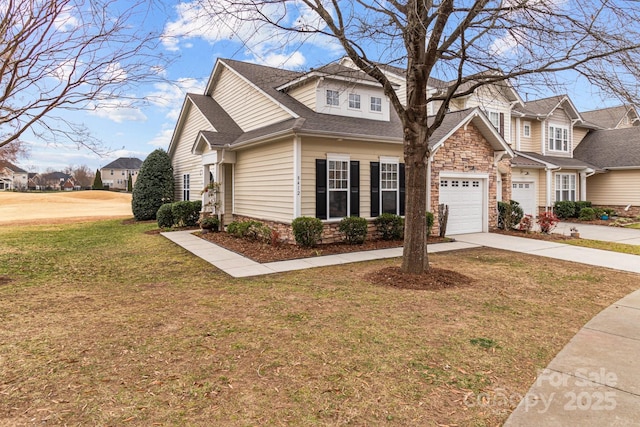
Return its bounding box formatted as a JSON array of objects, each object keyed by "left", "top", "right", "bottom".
[
  {"left": 578, "top": 207, "right": 596, "bottom": 221},
  {"left": 292, "top": 217, "right": 324, "bottom": 248},
  {"left": 374, "top": 213, "right": 404, "bottom": 240},
  {"left": 537, "top": 211, "right": 559, "bottom": 233},
  {"left": 132, "top": 149, "right": 175, "bottom": 221},
  {"left": 339, "top": 216, "right": 368, "bottom": 245},
  {"left": 553, "top": 201, "right": 576, "bottom": 219},
  {"left": 198, "top": 216, "right": 220, "bottom": 231},
  {"left": 171, "top": 200, "right": 202, "bottom": 227},
  {"left": 156, "top": 203, "right": 174, "bottom": 229},
  {"left": 497, "top": 200, "right": 524, "bottom": 229},
  {"left": 516, "top": 214, "right": 533, "bottom": 232},
  {"left": 426, "top": 211, "right": 435, "bottom": 236},
  {"left": 226, "top": 220, "right": 272, "bottom": 243},
  {"left": 574, "top": 201, "right": 592, "bottom": 213}
]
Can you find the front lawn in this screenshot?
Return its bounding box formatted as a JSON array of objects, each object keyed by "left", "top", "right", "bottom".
[{"left": 1, "top": 220, "right": 638, "bottom": 426}]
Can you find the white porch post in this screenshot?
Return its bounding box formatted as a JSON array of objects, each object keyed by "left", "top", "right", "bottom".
[
  {"left": 545, "top": 168, "right": 552, "bottom": 210},
  {"left": 201, "top": 164, "right": 210, "bottom": 211},
  {"left": 580, "top": 172, "right": 587, "bottom": 201},
  {"left": 293, "top": 136, "right": 302, "bottom": 218}
]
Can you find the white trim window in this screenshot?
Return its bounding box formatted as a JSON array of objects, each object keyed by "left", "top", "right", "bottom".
[
  {"left": 326, "top": 89, "right": 339, "bottom": 106},
  {"left": 328, "top": 158, "right": 349, "bottom": 218},
  {"left": 487, "top": 110, "right": 500, "bottom": 129},
  {"left": 555, "top": 173, "right": 576, "bottom": 202},
  {"left": 548, "top": 125, "right": 569, "bottom": 152},
  {"left": 380, "top": 159, "right": 398, "bottom": 214},
  {"left": 370, "top": 96, "right": 382, "bottom": 112},
  {"left": 523, "top": 121, "right": 531, "bottom": 137},
  {"left": 348, "top": 93, "right": 361, "bottom": 109},
  {"left": 182, "top": 174, "right": 190, "bottom": 201}
]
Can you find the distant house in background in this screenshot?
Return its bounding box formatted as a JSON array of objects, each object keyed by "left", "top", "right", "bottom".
[
  {"left": 100, "top": 157, "right": 143, "bottom": 190},
  {"left": 0, "top": 161, "right": 28, "bottom": 190},
  {"left": 28, "top": 171, "right": 74, "bottom": 191}
]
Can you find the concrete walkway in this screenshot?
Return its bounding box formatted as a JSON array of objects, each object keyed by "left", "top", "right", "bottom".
[
  {"left": 553, "top": 221, "right": 640, "bottom": 245},
  {"left": 161, "top": 228, "right": 640, "bottom": 425}
]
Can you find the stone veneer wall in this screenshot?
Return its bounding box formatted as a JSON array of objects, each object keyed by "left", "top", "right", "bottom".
[
  {"left": 429, "top": 123, "right": 502, "bottom": 236},
  {"left": 230, "top": 214, "right": 385, "bottom": 245},
  {"left": 593, "top": 205, "right": 640, "bottom": 218}
]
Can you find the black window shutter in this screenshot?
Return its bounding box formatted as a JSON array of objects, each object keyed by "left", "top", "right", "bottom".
[
  {"left": 370, "top": 162, "right": 380, "bottom": 217},
  {"left": 499, "top": 112, "right": 505, "bottom": 136},
  {"left": 315, "top": 159, "right": 327, "bottom": 219},
  {"left": 350, "top": 161, "right": 360, "bottom": 217},
  {"left": 399, "top": 163, "right": 406, "bottom": 216}
]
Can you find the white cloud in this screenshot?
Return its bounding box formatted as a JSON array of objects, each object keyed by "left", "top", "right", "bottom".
[
  {"left": 161, "top": 1, "right": 341, "bottom": 67},
  {"left": 146, "top": 128, "right": 175, "bottom": 148},
  {"left": 88, "top": 101, "right": 147, "bottom": 123},
  {"left": 146, "top": 77, "right": 206, "bottom": 120},
  {"left": 54, "top": 6, "right": 80, "bottom": 31}
]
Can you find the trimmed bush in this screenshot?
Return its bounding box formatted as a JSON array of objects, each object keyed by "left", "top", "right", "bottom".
[
  {"left": 574, "top": 201, "right": 592, "bottom": 213},
  {"left": 156, "top": 203, "right": 174, "bottom": 228},
  {"left": 578, "top": 207, "right": 596, "bottom": 221},
  {"left": 292, "top": 216, "right": 324, "bottom": 248},
  {"left": 226, "top": 220, "right": 271, "bottom": 243},
  {"left": 171, "top": 200, "right": 202, "bottom": 227},
  {"left": 199, "top": 216, "right": 220, "bottom": 231},
  {"left": 426, "top": 211, "right": 435, "bottom": 236},
  {"left": 339, "top": 216, "right": 368, "bottom": 245},
  {"left": 554, "top": 201, "right": 576, "bottom": 219},
  {"left": 498, "top": 200, "right": 524, "bottom": 229},
  {"left": 374, "top": 213, "right": 404, "bottom": 240},
  {"left": 132, "top": 149, "right": 174, "bottom": 221}
]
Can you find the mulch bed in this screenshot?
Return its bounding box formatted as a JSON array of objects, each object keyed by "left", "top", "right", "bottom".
[
  {"left": 198, "top": 230, "right": 449, "bottom": 263},
  {"left": 493, "top": 229, "right": 576, "bottom": 241}
]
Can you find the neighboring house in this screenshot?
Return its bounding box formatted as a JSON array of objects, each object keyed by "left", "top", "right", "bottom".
[
  {"left": 580, "top": 105, "right": 640, "bottom": 130},
  {"left": 100, "top": 157, "right": 142, "bottom": 190},
  {"left": 33, "top": 172, "right": 74, "bottom": 191},
  {"left": 168, "top": 58, "right": 514, "bottom": 239},
  {"left": 0, "top": 161, "right": 28, "bottom": 190},
  {"left": 574, "top": 127, "right": 640, "bottom": 216},
  {"left": 509, "top": 95, "right": 598, "bottom": 216}
]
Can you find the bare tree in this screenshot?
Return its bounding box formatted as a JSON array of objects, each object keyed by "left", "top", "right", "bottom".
[
  {"left": 196, "top": 0, "right": 640, "bottom": 274},
  {"left": 0, "top": 139, "right": 26, "bottom": 163},
  {"left": 0, "top": 0, "right": 167, "bottom": 153},
  {"left": 72, "top": 164, "right": 94, "bottom": 188}
]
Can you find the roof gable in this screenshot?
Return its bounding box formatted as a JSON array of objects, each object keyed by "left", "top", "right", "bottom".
[
  {"left": 580, "top": 105, "right": 640, "bottom": 129},
  {"left": 515, "top": 95, "right": 581, "bottom": 121},
  {"left": 102, "top": 157, "right": 143, "bottom": 169}
]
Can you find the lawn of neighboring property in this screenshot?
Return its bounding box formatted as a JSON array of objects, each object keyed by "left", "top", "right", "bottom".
[
  {"left": 563, "top": 238, "right": 640, "bottom": 255},
  {"left": 626, "top": 223, "right": 640, "bottom": 230},
  {"left": 1, "top": 220, "right": 639, "bottom": 426}
]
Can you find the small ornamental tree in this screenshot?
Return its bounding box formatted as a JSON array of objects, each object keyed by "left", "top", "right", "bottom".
[
  {"left": 132, "top": 149, "right": 174, "bottom": 221},
  {"left": 92, "top": 169, "right": 103, "bottom": 190},
  {"left": 127, "top": 174, "right": 133, "bottom": 192}
]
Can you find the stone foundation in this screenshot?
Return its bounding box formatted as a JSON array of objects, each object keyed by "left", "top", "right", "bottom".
[
  {"left": 593, "top": 205, "right": 640, "bottom": 218},
  {"left": 230, "top": 214, "right": 392, "bottom": 245}
]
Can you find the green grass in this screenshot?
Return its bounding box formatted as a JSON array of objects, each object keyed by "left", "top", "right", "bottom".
[
  {"left": 625, "top": 223, "right": 640, "bottom": 229},
  {"left": 563, "top": 238, "right": 640, "bottom": 255},
  {"left": 1, "top": 219, "right": 639, "bottom": 426}
]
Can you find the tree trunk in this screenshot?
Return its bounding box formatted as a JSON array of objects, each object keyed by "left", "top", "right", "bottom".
[{"left": 401, "top": 150, "right": 429, "bottom": 274}]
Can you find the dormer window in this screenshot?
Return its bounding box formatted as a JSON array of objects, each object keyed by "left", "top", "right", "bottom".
[
  {"left": 326, "top": 89, "right": 339, "bottom": 106},
  {"left": 370, "top": 96, "right": 382, "bottom": 112},
  {"left": 348, "top": 93, "right": 361, "bottom": 109}
]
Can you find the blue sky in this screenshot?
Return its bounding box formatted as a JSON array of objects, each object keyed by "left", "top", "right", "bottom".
[{"left": 19, "top": 1, "right": 624, "bottom": 173}]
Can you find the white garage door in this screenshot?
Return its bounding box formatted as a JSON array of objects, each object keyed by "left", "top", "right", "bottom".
[
  {"left": 512, "top": 181, "right": 536, "bottom": 216},
  {"left": 439, "top": 178, "right": 484, "bottom": 235}
]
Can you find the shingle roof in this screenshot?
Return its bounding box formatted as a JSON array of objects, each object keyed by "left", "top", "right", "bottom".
[
  {"left": 0, "top": 161, "right": 27, "bottom": 173},
  {"left": 103, "top": 157, "right": 143, "bottom": 169},
  {"left": 188, "top": 94, "right": 242, "bottom": 136},
  {"left": 511, "top": 153, "right": 546, "bottom": 168},
  {"left": 580, "top": 105, "right": 637, "bottom": 130},
  {"left": 574, "top": 128, "right": 640, "bottom": 168},
  {"left": 516, "top": 151, "right": 598, "bottom": 170},
  {"left": 514, "top": 95, "right": 566, "bottom": 117}
]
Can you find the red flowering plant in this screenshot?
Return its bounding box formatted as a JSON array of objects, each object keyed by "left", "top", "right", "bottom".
[
  {"left": 537, "top": 211, "right": 559, "bottom": 234},
  {"left": 517, "top": 214, "right": 534, "bottom": 233}
]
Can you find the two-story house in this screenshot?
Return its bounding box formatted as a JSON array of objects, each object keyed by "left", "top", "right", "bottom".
[
  {"left": 0, "top": 161, "right": 28, "bottom": 190},
  {"left": 100, "top": 157, "right": 143, "bottom": 190},
  {"left": 168, "top": 58, "right": 514, "bottom": 240},
  {"left": 508, "top": 95, "right": 599, "bottom": 216}
]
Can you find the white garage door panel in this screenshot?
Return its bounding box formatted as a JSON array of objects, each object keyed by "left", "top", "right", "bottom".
[
  {"left": 512, "top": 182, "right": 536, "bottom": 216},
  {"left": 439, "top": 178, "right": 484, "bottom": 235}
]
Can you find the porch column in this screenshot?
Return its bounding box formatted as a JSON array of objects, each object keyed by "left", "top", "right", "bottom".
[
  {"left": 201, "top": 164, "right": 211, "bottom": 212},
  {"left": 545, "top": 168, "right": 552, "bottom": 210},
  {"left": 580, "top": 172, "right": 587, "bottom": 201}
]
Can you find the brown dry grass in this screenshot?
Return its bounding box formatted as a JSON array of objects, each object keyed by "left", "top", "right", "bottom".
[
  {"left": 1, "top": 219, "right": 639, "bottom": 426},
  {"left": 0, "top": 191, "right": 132, "bottom": 226}
]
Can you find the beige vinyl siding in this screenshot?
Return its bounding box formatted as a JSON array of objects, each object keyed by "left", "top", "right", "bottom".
[
  {"left": 518, "top": 121, "right": 542, "bottom": 152},
  {"left": 587, "top": 170, "right": 640, "bottom": 205},
  {"left": 465, "top": 86, "right": 512, "bottom": 143},
  {"left": 300, "top": 138, "right": 404, "bottom": 218},
  {"left": 573, "top": 127, "right": 589, "bottom": 148},
  {"left": 213, "top": 66, "right": 294, "bottom": 131},
  {"left": 545, "top": 108, "right": 573, "bottom": 157},
  {"left": 233, "top": 139, "right": 294, "bottom": 222},
  {"left": 171, "top": 103, "right": 214, "bottom": 201},
  {"left": 223, "top": 164, "right": 233, "bottom": 225},
  {"left": 288, "top": 82, "right": 316, "bottom": 110}
]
